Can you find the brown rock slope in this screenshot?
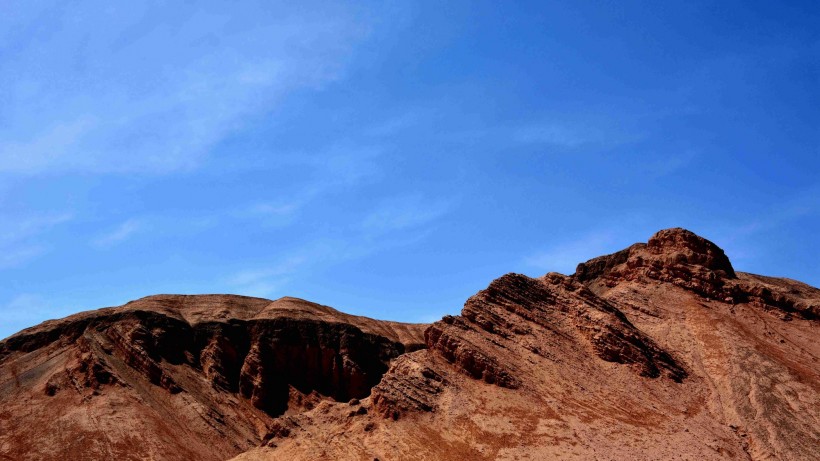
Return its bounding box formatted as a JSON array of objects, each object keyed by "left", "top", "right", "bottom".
[
  {"left": 234, "top": 228, "right": 819, "bottom": 461},
  {"left": 1, "top": 228, "right": 818, "bottom": 460},
  {"left": 0, "top": 295, "right": 426, "bottom": 461}
]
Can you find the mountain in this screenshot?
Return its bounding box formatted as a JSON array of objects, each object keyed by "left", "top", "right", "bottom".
[
  {"left": 0, "top": 295, "right": 425, "bottom": 460},
  {"left": 1, "top": 228, "right": 818, "bottom": 460}
]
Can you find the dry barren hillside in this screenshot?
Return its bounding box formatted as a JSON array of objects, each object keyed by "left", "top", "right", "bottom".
[
  {"left": 2, "top": 228, "right": 818, "bottom": 460},
  {"left": 0, "top": 295, "right": 425, "bottom": 460}
]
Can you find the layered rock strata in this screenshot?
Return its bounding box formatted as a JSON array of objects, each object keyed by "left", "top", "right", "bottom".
[
  {"left": 3, "top": 228, "right": 819, "bottom": 461},
  {"left": 0, "top": 296, "right": 425, "bottom": 461}
]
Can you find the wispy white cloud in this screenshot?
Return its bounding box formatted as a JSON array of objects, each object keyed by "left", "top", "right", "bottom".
[
  {"left": 224, "top": 195, "right": 451, "bottom": 298},
  {"left": 361, "top": 194, "right": 452, "bottom": 235},
  {"left": 0, "top": 293, "right": 63, "bottom": 339},
  {"left": 237, "top": 200, "right": 304, "bottom": 228},
  {"left": 720, "top": 186, "right": 818, "bottom": 238},
  {"left": 364, "top": 112, "right": 422, "bottom": 138},
  {"left": 524, "top": 230, "right": 620, "bottom": 275},
  {"left": 511, "top": 117, "right": 643, "bottom": 149},
  {"left": 93, "top": 219, "right": 143, "bottom": 248},
  {"left": 506, "top": 103, "right": 652, "bottom": 152},
  {"left": 0, "top": 246, "right": 46, "bottom": 270},
  {"left": 0, "top": 211, "right": 72, "bottom": 269},
  {"left": 640, "top": 151, "right": 697, "bottom": 178},
  {"left": 0, "top": 118, "right": 97, "bottom": 174},
  {"left": 247, "top": 202, "right": 303, "bottom": 217},
  {"left": 236, "top": 146, "right": 383, "bottom": 225},
  {"left": 0, "top": 212, "right": 73, "bottom": 246},
  {"left": 224, "top": 242, "right": 346, "bottom": 298},
  {"left": 0, "top": 3, "right": 370, "bottom": 175},
  {"left": 512, "top": 122, "right": 591, "bottom": 148},
  {"left": 298, "top": 146, "right": 383, "bottom": 188},
  {"left": 226, "top": 271, "right": 292, "bottom": 299},
  {"left": 707, "top": 184, "right": 820, "bottom": 265}
]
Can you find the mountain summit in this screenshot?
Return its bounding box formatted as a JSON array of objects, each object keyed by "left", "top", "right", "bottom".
[{"left": 1, "top": 229, "right": 818, "bottom": 460}]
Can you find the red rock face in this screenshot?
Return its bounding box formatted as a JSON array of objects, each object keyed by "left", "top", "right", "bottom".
[
  {"left": 232, "top": 319, "right": 404, "bottom": 416},
  {"left": 2, "top": 228, "right": 819, "bottom": 461},
  {"left": 370, "top": 352, "right": 445, "bottom": 420},
  {"left": 576, "top": 228, "right": 817, "bottom": 319},
  {"left": 0, "top": 296, "right": 426, "bottom": 461},
  {"left": 249, "top": 229, "right": 819, "bottom": 461},
  {"left": 647, "top": 228, "right": 737, "bottom": 277},
  {"left": 372, "top": 270, "right": 689, "bottom": 421}
]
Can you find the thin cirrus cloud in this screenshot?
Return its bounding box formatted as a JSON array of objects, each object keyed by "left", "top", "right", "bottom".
[
  {"left": 509, "top": 106, "right": 650, "bottom": 150},
  {"left": 512, "top": 122, "right": 593, "bottom": 148},
  {"left": 361, "top": 195, "right": 452, "bottom": 236},
  {"left": 704, "top": 184, "right": 820, "bottom": 267},
  {"left": 0, "top": 212, "right": 73, "bottom": 246},
  {"left": 225, "top": 257, "right": 307, "bottom": 298},
  {"left": 0, "top": 293, "right": 60, "bottom": 338},
  {"left": 226, "top": 269, "right": 292, "bottom": 299},
  {"left": 225, "top": 195, "right": 452, "bottom": 298},
  {"left": 0, "top": 246, "right": 46, "bottom": 270},
  {"left": 524, "top": 230, "right": 620, "bottom": 275},
  {"left": 224, "top": 241, "right": 350, "bottom": 298},
  {"left": 238, "top": 146, "right": 384, "bottom": 224},
  {"left": 92, "top": 219, "right": 144, "bottom": 248},
  {"left": 0, "top": 1, "right": 369, "bottom": 175},
  {"left": 0, "top": 212, "right": 73, "bottom": 269}
]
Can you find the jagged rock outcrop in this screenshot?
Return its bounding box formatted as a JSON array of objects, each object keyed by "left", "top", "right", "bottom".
[
  {"left": 575, "top": 228, "right": 737, "bottom": 299},
  {"left": 576, "top": 228, "right": 818, "bottom": 319},
  {"left": 424, "top": 314, "right": 523, "bottom": 389},
  {"left": 0, "top": 295, "right": 426, "bottom": 461},
  {"left": 3, "top": 228, "right": 819, "bottom": 461},
  {"left": 236, "top": 228, "right": 819, "bottom": 461},
  {"left": 575, "top": 228, "right": 735, "bottom": 284},
  {"left": 371, "top": 352, "right": 446, "bottom": 420}
]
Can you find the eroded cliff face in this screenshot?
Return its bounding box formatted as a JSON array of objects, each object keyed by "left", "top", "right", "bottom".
[
  {"left": 0, "top": 296, "right": 426, "bottom": 461},
  {"left": 369, "top": 271, "right": 691, "bottom": 424},
  {"left": 430, "top": 272, "right": 687, "bottom": 384},
  {"left": 2, "top": 228, "right": 819, "bottom": 461},
  {"left": 244, "top": 228, "right": 819, "bottom": 461},
  {"left": 575, "top": 227, "right": 818, "bottom": 319}
]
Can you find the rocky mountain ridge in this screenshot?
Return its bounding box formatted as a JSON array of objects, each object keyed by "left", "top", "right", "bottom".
[
  {"left": 1, "top": 228, "right": 818, "bottom": 460},
  {"left": 0, "top": 296, "right": 425, "bottom": 460}
]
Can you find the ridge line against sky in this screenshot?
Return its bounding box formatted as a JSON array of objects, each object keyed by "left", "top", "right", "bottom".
[{"left": 1, "top": 0, "right": 818, "bottom": 339}]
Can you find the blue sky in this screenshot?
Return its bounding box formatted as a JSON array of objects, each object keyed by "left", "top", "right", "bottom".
[{"left": 1, "top": 1, "right": 818, "bottom": 338}]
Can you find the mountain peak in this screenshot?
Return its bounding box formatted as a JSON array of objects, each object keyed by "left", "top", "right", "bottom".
[
  {"left": 574, "top": 228, "right": 736, "bottom": 290},
  {"left": 1, "top": 229, "right": 818, "bottom": 460},
  {"left": 647, "top": 227, "right": 735, "bottom": 277},
  {"left": 574, "top": 228, "right": 816, "bottom": 320}
]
